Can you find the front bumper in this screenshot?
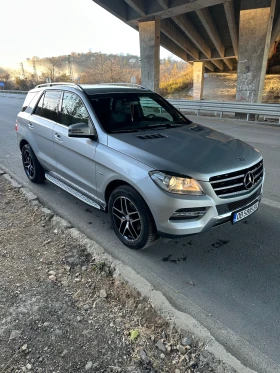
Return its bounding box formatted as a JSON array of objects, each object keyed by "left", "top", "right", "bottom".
[{"left": 137, "top": 176, "right": 264, "bottom": 238}]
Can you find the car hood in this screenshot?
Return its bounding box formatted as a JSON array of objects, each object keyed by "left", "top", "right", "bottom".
[{"left": 107, "top": 124, "right": 261, "bottom": 181}]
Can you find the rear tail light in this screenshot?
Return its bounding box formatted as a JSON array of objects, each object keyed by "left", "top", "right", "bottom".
[{"left": 15, "top": 120, "right": 18, "bottom": 131}]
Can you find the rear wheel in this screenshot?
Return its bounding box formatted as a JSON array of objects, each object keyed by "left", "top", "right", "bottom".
[
  {"left": 108, "top": 185, "right": 158, "bottom": 249},
  {"left": 22, "top": 144, "right": 45, "bottom": 183}
]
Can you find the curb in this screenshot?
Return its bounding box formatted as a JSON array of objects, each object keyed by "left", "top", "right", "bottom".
[{"left": 0, "top": 167, "right": 262, "bottom": 373}]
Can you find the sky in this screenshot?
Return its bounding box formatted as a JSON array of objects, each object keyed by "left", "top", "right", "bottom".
[{"left": 0, "top": 0, "right": 174, "bottom": 69}]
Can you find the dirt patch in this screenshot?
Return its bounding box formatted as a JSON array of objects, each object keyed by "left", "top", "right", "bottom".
[{"left": 0, "top": 174, "right": 231, "bottom": 373}]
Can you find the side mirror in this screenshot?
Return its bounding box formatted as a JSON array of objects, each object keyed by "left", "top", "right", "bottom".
[{"left": 68, "top": 122, "right": 95, "bottom": 138}]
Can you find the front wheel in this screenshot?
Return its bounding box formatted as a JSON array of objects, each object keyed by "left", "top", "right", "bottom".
[
  {"left": 108, "top": 185, "right": 158, "bottom": 249},
  {"left": 22, "top": 144, "right": 45, "bottom": 183}
]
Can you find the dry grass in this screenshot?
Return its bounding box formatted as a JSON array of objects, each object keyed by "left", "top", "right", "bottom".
[{"left": 159, "top": 63, "right": 193, "bottom": 97}]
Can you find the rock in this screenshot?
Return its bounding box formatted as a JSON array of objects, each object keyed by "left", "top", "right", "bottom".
[
  {"left": 26, "top": 363, "right": 32, "bottom": 370},
  {"left": 41, "top": 207, "right": 54, "bottom": 220},
  {"left": 48, "top": 275, "right": 56, "bottom": 281},
  {"left": 162, "top": 330, "right": 167, "bottom": 339},
  {"left": 138, "top": 349, "right": 150, "bottom": 363},
  {"left": 175, "top": 370, "right": 180, "bottom": 373},
  {"left": 83, "top": 304, "right": 90, "bottom": 311},
  {"left": 85, "top": 361, "right": 93, "bottom": 370},
  {"left": 127, "top": 299, "right": 135, "bottom": 309},
  {"left": 160, "top": 353, "right": 165, "bottom": 359},
  {"left": 9, "top": 330, "right": 21, "bottom": 340},
  {"left": 181, "top": 336, "right": 192, "bottom": 346},
  {"left": 21, "top": 344, "right": 28, "bottom": 351},
  {"left": 166, "top": 345, "right": 172, "bottom": 354},
  {"left": 48, "top": 270, "right": 56, "bottom": 276},
  {"left": 43, "top": 239, "right": 52, "bottom": 246},
  {"left": 61, "top": 349, "right": 68, "bottom": 357},
  {"left": 99, "top": 289, "right": 107, "bottom": 298},
  {"left": 187, "top": 359, "right": 198, "bottom": 368},
  {"left": 155, "top": 340, "right": 166, "bottom": 352},
  {"left": 177, "top": 345, "right": 186, "bottom": 355}
]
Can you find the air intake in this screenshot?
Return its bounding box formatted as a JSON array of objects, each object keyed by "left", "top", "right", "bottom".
[
  {"left": 136, "top": 133, "right": 167, "bottom": 140},
  {"left": 191, "top": 125, "right": 203, "bottom": 132}
]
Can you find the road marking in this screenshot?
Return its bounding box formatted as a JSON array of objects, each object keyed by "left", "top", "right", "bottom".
[
  {"left": 261, "top": 198, "right": 280, "bottom": 210},
  {"left": 0, "top": 116, "right": 14, "bottom": 124}
]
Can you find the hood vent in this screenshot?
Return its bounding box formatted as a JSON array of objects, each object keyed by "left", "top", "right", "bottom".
[
  {"left": 136, "top": 133, "right": 168, "bottom": 140},
  {"left": 191, "top": 125, "right": 203, "bottom": 132}
]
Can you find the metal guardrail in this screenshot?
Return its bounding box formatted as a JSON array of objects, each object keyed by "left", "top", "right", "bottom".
[
  {"left": 0, "top": 90, "right": 28, "bottom": 95},
  {"left": 168, "top": 99, "right": 280, "bottom": 124}
]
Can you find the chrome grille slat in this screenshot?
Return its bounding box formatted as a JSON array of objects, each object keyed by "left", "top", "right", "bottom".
[
  {"left": 210, "top": 160, "right": 263, "bottom": 198},
  {"left": 214, "top": 183, "right": 244, "bottom": 191},
  {"left": 210, "top": 174, "right": 245, "bottom": 184}
]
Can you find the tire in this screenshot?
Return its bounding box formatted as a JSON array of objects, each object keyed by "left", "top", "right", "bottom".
[
  {"left": 108, "top": 185, "right": 158, "bottom": 250},
  {"left": 21, "top": 144, "right": 45, "bottom": 183}
]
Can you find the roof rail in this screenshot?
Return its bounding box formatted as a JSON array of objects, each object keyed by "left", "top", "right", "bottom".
[
  {"left": 35, "top": 82, "right": 83, "bottom": 90},
  {"left": 95, "top": 83, "right": 149, "bottom": 90}
]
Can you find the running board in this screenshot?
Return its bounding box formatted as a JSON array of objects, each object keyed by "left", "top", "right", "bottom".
[{"left": 45, "top": 171, "right": 106, "bottom": 211}]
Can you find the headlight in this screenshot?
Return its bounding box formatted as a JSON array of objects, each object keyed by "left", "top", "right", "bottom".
[{"left": 149, "top": 171, "right": 204, "bottom": 195}]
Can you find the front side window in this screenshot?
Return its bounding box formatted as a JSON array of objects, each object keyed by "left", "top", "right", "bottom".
[
  {"left": 34, "top": 90, "right": 61, "bottom": 122},
  {"left": 59, "top": 92, "right": 89, "bottom": 127},
  {"left": 89, "top": 93, "right": 191, "bottom": 133}
]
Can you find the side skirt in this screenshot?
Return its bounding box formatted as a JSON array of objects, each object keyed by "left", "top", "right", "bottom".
[{"left": 45, "top": 171, "right": 106, "bottom": 211}]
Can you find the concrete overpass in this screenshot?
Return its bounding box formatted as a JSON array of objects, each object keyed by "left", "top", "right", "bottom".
[{"left": 92, "top": 0, "right": 280, "bottom": 102}]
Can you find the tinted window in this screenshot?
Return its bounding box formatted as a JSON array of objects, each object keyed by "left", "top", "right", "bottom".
[
  {"left": 34, "top": 91, "right": 60, "bottom": 121},
  {"left": 89, "top": 93, "right": 190, "bottom": 133},
  {"left": 59, "top": 92, "right": 89, "bottom": 127},
  {"left": 21, "top": 91, "right": 40, "bottom": 112}
]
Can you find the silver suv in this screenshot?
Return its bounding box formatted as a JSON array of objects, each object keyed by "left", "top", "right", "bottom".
[{"left": 16, "top": 83, "right": 264, "bottom": 249}]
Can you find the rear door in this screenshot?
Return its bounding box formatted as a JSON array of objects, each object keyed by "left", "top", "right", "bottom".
[
  {"left": 28, "top": 90, "right": 61, "bottom": 171},
  {"left": 53, "top": 91, "right": 97, "bottom": 195}
]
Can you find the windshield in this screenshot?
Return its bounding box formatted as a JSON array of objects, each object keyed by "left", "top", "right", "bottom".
[{"left": 88, "top": 92, "right": 191, "bottom": 133}]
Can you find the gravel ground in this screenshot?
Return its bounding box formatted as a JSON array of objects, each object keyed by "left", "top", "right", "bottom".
[{"left": 0, "top": 173, "right": 233, "bottom": 373}]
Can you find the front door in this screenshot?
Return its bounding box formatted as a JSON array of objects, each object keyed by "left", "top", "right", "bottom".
[{"left": 53, "top": 91, "right": 97, "bottom": 195}]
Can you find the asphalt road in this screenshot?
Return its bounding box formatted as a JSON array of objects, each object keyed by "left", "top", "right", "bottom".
[{"left": 1, "top": 93, "right": 280, "bottom": 373}]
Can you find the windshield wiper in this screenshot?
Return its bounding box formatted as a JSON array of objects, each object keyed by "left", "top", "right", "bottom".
[{"left": 110, "top": 128, "right": 140, "bottom": 133}]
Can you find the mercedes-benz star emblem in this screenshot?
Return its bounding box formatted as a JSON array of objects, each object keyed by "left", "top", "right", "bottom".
[{"left": 244, "top": 171, "right": 255, "bottom": 189}]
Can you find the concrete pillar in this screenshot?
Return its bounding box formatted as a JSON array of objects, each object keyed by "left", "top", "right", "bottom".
[
  {"left": 193, "top": 62, "right": 204, "bottom": 100},
  {"left": 139, "top": 19, "right": 160, "bottom": 92},
  {"left": 236, "top": 0, "right": 276, "bottom": 103}
]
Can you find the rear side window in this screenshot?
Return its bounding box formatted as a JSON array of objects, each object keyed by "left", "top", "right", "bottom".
[
  {"left": 59, "top": 92, "right": 89, "bottom": 127},
  {"left": 21, "top": 91, "right": 40, "bottom": 112},
  {"left": 34, "top": 90, "right": 61, "bottom": 122}
]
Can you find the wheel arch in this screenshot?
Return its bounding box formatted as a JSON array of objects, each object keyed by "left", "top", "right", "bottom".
[
  {"left": 19, "top": 139, "right": 29, "bottom": 152},
  {"left": 104, "top": 180, "right": 129, "bottom": 211}
]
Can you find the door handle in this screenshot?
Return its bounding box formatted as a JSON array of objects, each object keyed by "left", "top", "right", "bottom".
[
  {"left": 28, "top": 122, "right": 34, "bottom": 129},
  {"left": 54, "top": 133, "right": 63, "bottom": 142}
]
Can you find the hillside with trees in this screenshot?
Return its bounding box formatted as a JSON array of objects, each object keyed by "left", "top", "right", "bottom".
[{"left": 0, "top": 51, "right": 192, "bottom": 96}]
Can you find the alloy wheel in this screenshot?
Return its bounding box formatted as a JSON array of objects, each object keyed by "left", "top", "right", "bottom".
[{"left": 112, "top": 196, "right": 141, "bottom": 242}]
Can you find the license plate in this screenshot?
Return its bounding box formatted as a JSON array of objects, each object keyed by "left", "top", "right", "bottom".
[{"left": 232, "top": 202, "right": 259, "bottom": 223}]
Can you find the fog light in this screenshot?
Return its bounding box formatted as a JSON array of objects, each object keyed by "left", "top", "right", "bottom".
[{"left": 169, "top": 207, "right": 207, "bottom": 221}]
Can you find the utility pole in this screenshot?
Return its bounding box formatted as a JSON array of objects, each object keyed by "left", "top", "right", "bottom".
[
  {"left": 66, "top": 55, "right": 73, "bottom": 81},
  {"left": 20, "top": 62, "right": 26, "bottom": 79},
  {"left": 32, "top": 58, "right": 38, "bottom": 83}
]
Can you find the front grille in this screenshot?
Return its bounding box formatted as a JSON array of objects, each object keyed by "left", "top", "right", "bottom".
[
  {"left": 216, "top": 186, "right": 262, "bottom": 215},
  {"left": 210, "top": 160, "right": 263, "bottom": 198}
]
